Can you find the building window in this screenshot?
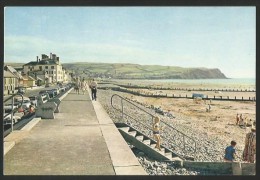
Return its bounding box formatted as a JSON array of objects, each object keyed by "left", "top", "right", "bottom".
[
  {"left": 51, "top": 66, "right": 54, "bottom": 69},
  {"left": 45, "top": 66, "right": 48, "bottom": 69},
  {"left": 39, "top": 66, "right": 42, "bottom": 71}
]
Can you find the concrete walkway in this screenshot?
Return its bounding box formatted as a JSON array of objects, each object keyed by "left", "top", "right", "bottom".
[{"left": 4, "top": 89, "right": 146, "bottom": 175}]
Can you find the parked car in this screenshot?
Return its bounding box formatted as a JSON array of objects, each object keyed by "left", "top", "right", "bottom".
[
  {"left": 60, "top": 87, "right": 66, "bottom": 92},
  {"left": 15, "top": 99, "right": 31, "bottom": 109},
  {"left": 39, "top": 90, "right": 48, "bottom": 94},
  {"left": 4, "top": 105, "right": 18, "bottom": 113},
  {"left": 14, "top": 96, "right": 30, "bottom": 103},
  {"left": 39, "top": 90, "right": 53, "bottom": 98},
  {"left": 57, "top": 82, "right": 63, "bottom": 87},
  {"left": 46, "top": 90, "right": 56, "bottom": 98},
  {"left": 29, "top": 96, "right": 38, "bottom": 106},
  {"left": 51, "top": 88, "right": 59, "bottom": 96},
  {"left": 4, "top": 113, "right": 21, "bottom": 125},
  {"left": 17, "top": 87, "right": 26, "bottom": 94},
  {"left": 13, "top": 96, "right": 31, "bottom": 112}
]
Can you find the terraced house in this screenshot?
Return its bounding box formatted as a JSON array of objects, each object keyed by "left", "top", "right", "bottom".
[
  {"left": 4, "top": 67, "right": 16, "bottom": 95},
  {"left": 4, "top": 65, "right": 24, "bottom": 88},
  {"left": 23, "top": 53, "right": 65, "bottom": 84}
]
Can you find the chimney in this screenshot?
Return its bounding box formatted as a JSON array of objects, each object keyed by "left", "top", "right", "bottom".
[
  {"left": 50, "top": 53, "right": 52, "bottom": 59},
  {"left": 37, "top": 56, "right": 39, "bottom": 62},
  {"left": 52, "top": 54, "right": 56, "bottom": 60}
]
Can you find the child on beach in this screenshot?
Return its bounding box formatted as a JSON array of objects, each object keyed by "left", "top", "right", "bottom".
[
  {"left": 153, "top": 116, "right": 162, "bottom": 151},
  {"left": 224, "top": 140, "right": 237, "bottom": 162},
  {"left": 236, "top": 114, "right": 239, "bottom": 125}
]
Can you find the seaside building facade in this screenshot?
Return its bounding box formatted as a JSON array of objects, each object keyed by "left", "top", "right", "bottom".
[
  {"left": 4, "top": 65, "right": 24, "bottom": 88},
  {"left": 4, "top": 68, "right": 17, "bottom": 95},
  {"left": 23, "top": 53, "right": 64, "bottom": 84}
]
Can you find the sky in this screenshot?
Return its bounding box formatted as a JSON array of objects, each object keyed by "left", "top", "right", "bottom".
[{"left": 4, "top": 7, "right": 255, "bottom": 78}]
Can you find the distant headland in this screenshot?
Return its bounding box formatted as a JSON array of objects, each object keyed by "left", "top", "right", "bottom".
[{"left": 4, "top": 62, "right": 227, "bottom": 79}]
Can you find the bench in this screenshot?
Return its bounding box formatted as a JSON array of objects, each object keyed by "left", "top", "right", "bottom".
[
  {"left": 48, "top": 95, "right": 61, "bottom": 113},
  {"left": 36, "top": 93, "right": 57, "bottom": 119}
]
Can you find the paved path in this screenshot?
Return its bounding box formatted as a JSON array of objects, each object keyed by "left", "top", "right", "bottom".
[{"left": 4, "top": 89, "right": 146, "bottom": 175}]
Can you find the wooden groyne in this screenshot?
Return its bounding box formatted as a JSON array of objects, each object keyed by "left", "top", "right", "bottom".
[
  {"left": 115, "top": 84, "right": 255, "bottom": 93},
  {"left": 98, "top": 87, "right": 256, "bottom": 102}
]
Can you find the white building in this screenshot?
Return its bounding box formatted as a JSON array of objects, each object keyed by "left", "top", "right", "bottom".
[
  {"left": 4, "top": 68, "right": 16, "bottom": 95},
  {"left": 23, "top": 53, "right": 64, "bottom": 83}
]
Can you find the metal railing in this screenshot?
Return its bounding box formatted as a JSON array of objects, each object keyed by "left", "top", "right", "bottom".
[
  {"left": 111, "top": 94, "right": 199, "bottom": 159},
  {"left": 4, "top": 93, "right": 24, "bottom": 132}
]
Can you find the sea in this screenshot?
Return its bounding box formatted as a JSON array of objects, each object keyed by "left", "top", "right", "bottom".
[
  {"left": 114, "top": 78, "right": 255, "bottom": 89},
  {"left": 144, "top": 78, "right": 255, "bottom": 86}
]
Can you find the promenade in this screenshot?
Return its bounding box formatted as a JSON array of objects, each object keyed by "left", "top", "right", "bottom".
[{"left": 3, "top": 89, "right": 146, "bottom": 175}]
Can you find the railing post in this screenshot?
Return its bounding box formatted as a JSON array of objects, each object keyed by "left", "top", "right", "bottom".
[
  {"left": 121, "top": 98, "right": 124, "bottom": 121},
  {"left": 194, "top": 141, "right": 197, "bottom": 154},
  {"left": 11, "top": 96, "right": 14, "bottom": 132},
  {"left": 183, "top": 135, "right": 185, "bottom": 150}
]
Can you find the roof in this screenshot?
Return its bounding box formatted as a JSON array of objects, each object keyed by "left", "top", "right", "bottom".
[
  {"left": 14, "top": 67, "right": 24, "bottom": 71},
  {"left": 28, "top": 76, "right": 36, "bottom": 81},
  {"left": 22, "top": 75, "right": 29, "bottom": 80},
  {"left": 5, "top": 65, "right": 23, "bottom": 79},
  {"left": 36, "top": 77, "right": 43, "bottom": 81},
  {"left": 6, "top": 65, "right": 18, "bottom": 73},
  {"left": 24, "top": 59, "right": 60, "bottom": 66},
  {"left": 4, "top": 70, "right": 16, "bottom": 78}
]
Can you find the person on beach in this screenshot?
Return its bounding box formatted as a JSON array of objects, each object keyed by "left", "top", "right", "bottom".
[
  {"left": 206, "top": 104, "right": 211, "bottom": 112},
  {"left": 90, "top": 79, "right": 98, "bottom": 101},
  {"left": 240, "top": 114, "right": 243, "bottom": 122},
  {"left": 239, "top": 115, "right": 245, "bottom": 128},
  {"left": 153, "top": 116, "right": 162, "bottom": 151},
  {"left": 236, "top": 114, "right": 239, "bottom": 125},
  {"left": 242, "top": 125, "right": 256, "bottom": 163},
  {"left": 224, "top": 140, "right": 237, "bottom": 162}
]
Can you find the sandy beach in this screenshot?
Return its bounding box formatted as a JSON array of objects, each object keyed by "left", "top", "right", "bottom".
[{"left": 98, "top": 79, "right": 256, "bottom": 159}]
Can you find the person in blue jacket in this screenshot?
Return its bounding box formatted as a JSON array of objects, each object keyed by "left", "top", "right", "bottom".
[{"left": 224, "top": 140, "right": 237, "bottom": 162}]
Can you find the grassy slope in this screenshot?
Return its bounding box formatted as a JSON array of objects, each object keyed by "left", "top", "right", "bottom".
[{"left": 62, "top": 62, "right": 226, "bottom": 79}]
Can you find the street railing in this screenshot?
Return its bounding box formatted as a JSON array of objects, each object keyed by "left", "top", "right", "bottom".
[
  {"left": 111, "top": 94, "right": 202, "bottom": 160},
  {"left": 4, "top": 93, "right": 24, "bottom": 132}
]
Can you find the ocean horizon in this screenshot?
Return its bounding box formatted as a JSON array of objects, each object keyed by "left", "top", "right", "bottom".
[{"left": 114, "top": 78, "right": 255, "bottom": 87}]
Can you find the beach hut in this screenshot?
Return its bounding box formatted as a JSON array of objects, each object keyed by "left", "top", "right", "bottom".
[{"left": 192, "top": 93, "right": 206, "bottom": 99}]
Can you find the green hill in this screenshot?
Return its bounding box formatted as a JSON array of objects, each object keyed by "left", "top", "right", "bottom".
[{"left": 62, "top": 62, "right": 227, "bottom": 79}]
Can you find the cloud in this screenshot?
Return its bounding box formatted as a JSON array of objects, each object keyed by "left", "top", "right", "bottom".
[
  {"left": 4, "top": 35, "right": 255, "bottom": 78},
  {"left": 4, "top": 35, "right": 166, "bottom": 64}
]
